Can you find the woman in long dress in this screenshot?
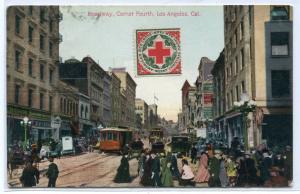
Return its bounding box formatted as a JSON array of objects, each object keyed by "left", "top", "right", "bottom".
[
  {"left": 114, "top": 155, "right": 131, "bottom": 183},
  {"left": 161, "top": 154, "right": 173, "bottom": 187},
  {"left": 140, "top": 153, "right": 153, "bottom": 186},
  {"left": 219, "top": 155, "right": 229, "bottom": 187},
  {"left": 194, "top": 152, "right": 210, "bottom": 183}
]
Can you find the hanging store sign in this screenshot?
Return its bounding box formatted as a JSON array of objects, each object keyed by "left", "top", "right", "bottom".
[{"left": 51, "top": 116, "right": 62, "bottom": 129}]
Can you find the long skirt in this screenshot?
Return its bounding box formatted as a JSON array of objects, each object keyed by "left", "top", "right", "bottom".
[{"left": 194, "top": 164, "right": 210, "bottom": 183}]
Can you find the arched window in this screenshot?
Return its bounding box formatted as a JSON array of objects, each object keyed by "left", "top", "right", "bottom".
[
  {"left": 69, "top": 101, "right": 72, "bottom": 115},
  {"left": 66, "top": 100, "right": 69, "bottom": 114},
  {"left": 85, "top": 105, "right": 88, "bottom": 119},
  {"left": 81, "top": 104, "right": 84, "bottom": 118},
  {"left": 271, "top": 6, "right": 289, "bottom": 20},
  {"left": 75, "top": 103, "right": 78, "bottom": 115},
  {"left": 63, "top": 99, "right": 66, "bottom": 113},
  {"left": 73, "top": 103, "right": 76, "bottom": 116},
  {"left": 60, "top": 98, "right": 63, "bottom": 112}
]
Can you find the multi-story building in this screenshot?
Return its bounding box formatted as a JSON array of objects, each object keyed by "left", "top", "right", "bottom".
[
  {"left": 180, "top": 80, "right": 190, "bottom": 133},
  {"left": 211, "top": 50, "right": 226, "bottom": 138},
  {"left": 82, "top": 57, "right": 105, "bottom": 128},
  {"left": 120, "top": 92, "right": 127, "bottom": 127},
  {"left": 6, "top": 6, "right": 61, "bottom": 145},
  {"left": 187, "top": 86, "right": 197, "bottom": 133},
  {"left": 108, "top": 71, "right": 121, "bottom": 127},
  {"left": 148, "top": 104, "right": 158, "bottom": 129},
  {"left": 54, "top": 80, "right": 79, "bottom": 139},
  {"left": 59, "top": 56, "right": 106, "bottom": 131},
  {"left": 112, "top": 68, "right": 137, "bottom": 128},
  {"left": 78, "top": 92, "right": 93, "bottom": 137},
  {"left": 194, "top": 57, "right": 215, "bottom": 130},
  {"left": 103, "top": 72, "right": 112, "bottom": 127},
  {"left": 223, "top": 5, "right": 293, "bottom": 148},
  {"left": 135, "top": 98, "right": 149, "bottom": 130},
  {"left": 177, "top": 112, "right": 184, "bottom": 133}
]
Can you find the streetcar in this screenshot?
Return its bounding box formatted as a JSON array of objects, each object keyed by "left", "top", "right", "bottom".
[
  {"left": 165, "top": 135, "right": 192, "bottom": 157},
  {"left": 99, "top": 127, "right": 133, "bottom": 153},
  {"left": 149, "top": 127, "right": 164, "bottom": 144}
]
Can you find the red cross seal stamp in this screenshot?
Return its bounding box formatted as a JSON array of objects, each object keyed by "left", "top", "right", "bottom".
[{"left": 136, "top": 28, "right": 181, "bottom": 75}]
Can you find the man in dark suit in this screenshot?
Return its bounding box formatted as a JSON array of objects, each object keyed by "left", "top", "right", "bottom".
[{"left": 151, "top": 152, "right": 162, "bottom": 187}]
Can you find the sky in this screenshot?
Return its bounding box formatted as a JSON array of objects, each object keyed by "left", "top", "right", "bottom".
[{"left": 59, "top": 6, "right": 224, "bottom": 121}]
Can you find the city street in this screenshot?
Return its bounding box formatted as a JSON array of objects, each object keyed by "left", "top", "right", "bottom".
[{"left": 8, "top": 151, "right": 208, "bottom": 188}]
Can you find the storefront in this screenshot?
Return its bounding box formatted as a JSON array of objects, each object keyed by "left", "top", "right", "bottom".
[
  {"left": 79, "top": 118, "right": 94, "bottom": 137},
  {"left": 261, "top": 114, "right": 292, "bottom": 148},
  {"left": 7, "top": 104, "right": 52, "bottom": 145},
  {"left": 224, "top": 113, "right": 243, "bottom": 148}
]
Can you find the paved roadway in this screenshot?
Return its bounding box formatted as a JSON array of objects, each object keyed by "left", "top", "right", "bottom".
[{"left": 8, "top": 151, "right": 208, "bottom": 188}]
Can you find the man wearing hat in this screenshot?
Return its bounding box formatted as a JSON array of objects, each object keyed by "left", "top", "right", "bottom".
[
  {"left": 208, "top": 150, "right": 221, "bottom": 187},
  {"left": 170, "top": 152, "right": 180, "bottom": 179},
  {"left": 46, "top": 156, "right": 59, "bottom": 187},
  {"left": 151, "top": 152, "right": 162, "bottom": 187},
  {"left": 243, "top": 151, "right": 257, "bottom": 186},
  {"left": 259, "top": 151, "right": 272, "bottom": 185}
]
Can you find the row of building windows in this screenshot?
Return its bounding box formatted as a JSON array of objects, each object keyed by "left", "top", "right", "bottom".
[
  {"left": 14, "top": 50, "right": 54, "bottom": 84},
  {"left": 226, "top": 70, "right": 291, "bottom": 110},
  {"left": 60, "top": 98, "right": 78, "bottom": 116},
  {"left": 226, "top": 6, "right": 290, "bottom": 61},
  {"left": 226, "top": 48, "right": 245, "bottom": 81},
  {"left": 91, "top": 87, "right": 101, "bottom": 101},
  {"left": 225, "top": 6, "right": 289, "bottom": 27},
  {"left": 15, "top": 14, "right": 56, "bottom": 57},
  {"left": 226, "top": 81, "right": 246, "bottom": 110},
  {"left": 14, "top": 85, "right": 52, "bottom": 111},
  {"left": 226, "top": 31, "right": 290, "bottom": 83},
  {"left": 90, "top": 70, "right": 103, "bottom": 86}
]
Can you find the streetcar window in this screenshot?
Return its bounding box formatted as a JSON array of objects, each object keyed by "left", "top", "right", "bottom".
[
  {"left": 107, "top": 132, "right": 113, "bottom": 140},
  {"left": 113, "top": 132, "right": 117, "bottom": 140},
  {"left": 102, "top": 132, "right": 107, "bottom": 140}
]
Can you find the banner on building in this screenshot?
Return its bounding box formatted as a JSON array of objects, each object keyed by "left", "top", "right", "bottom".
[
  {"left": 136, "top": 28, "right": 181, "bottom": 75},
  {"left": 203, "top": 93, "right": 213, "bottom": 104}
]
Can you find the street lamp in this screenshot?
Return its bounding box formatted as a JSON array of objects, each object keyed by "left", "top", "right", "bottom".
[
  {"left": 233, "top": 93, "right": 256, "bottom": 150},
  {"left": 20, "top": 117, "right": 32, "bottom": 150}
]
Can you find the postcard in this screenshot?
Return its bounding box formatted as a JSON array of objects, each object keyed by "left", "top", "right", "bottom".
[{"left": 5, "top": 4, "right": 294, "bottom": 189}]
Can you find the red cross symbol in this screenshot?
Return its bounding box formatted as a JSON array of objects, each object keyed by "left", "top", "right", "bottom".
[{"left": 148, "top": 41, "right": 171, "bottom": 64}]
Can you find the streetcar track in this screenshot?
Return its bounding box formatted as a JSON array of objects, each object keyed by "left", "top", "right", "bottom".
[{"left": 58, "top": 155, "right": 116, "bottom": 177}]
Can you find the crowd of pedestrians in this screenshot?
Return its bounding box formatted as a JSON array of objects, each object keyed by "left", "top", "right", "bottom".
[{"left": 114, "top": 144, "right": 293, "bottom": 188}]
